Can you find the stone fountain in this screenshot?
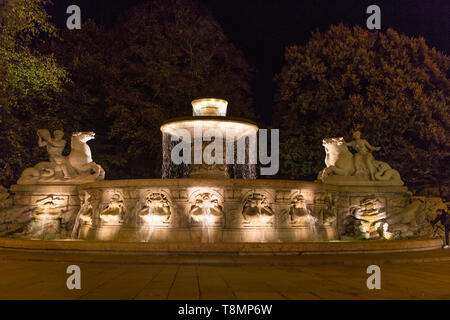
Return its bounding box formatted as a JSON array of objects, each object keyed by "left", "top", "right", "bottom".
[
  {"left": 0, "top": 98, "right": 446, "bottom": 244},
  {"left": 161, "top": 98, "right": 258, "bottom": 179}
]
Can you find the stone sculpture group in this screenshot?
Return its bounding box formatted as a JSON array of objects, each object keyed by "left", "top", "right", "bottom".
[
  {"left": 0, "top": 127, "right": 447, "bottom": 242},
  {"left": 18, "top": 130, "right": 105, "bottom": 184},
  {"left": 318, "top": 131, "right": 403, "bottom": 185}
]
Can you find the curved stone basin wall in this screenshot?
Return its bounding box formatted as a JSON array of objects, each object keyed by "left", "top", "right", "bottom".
[
  {"left": 72, "top": 178, "right": 411, "bottom": 242},
  {"left": 5, "top": 178, "right": 440, "bottom": 242}
]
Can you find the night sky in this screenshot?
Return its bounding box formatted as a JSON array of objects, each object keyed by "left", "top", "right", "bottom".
[{"left": 48, "top": 0, "right": 449, "bottom": 125}]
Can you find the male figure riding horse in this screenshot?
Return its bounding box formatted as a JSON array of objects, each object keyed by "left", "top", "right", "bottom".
[{"left": 37, "top": 129, "right": 72, "bottom": 179}]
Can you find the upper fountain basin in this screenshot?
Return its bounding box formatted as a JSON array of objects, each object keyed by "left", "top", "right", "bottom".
[
  {"left": 160, "top": 116, "right": 258, "bottom": 140},
  {"left": 161, "top": 98, "right": 258, "bottom": 140},
  {"left": 192, "top": 98, "right": 228, "bottom": 116}
]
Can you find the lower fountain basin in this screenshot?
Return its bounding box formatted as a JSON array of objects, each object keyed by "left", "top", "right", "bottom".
[
  {"left": 0, "top": 237, "right": 441, "bottom": 255},
  {"left": 3, "top": 178, "right": 418, "bottom": 242},
  {"left": 5, "top": 177, "right": 439, "bottom": 243}
]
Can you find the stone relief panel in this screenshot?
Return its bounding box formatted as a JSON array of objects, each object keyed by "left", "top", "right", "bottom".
[
  {"left": 343, "top": 195, "right": 392, "bottom": 240},
  {"left": 16, "top": 194, "right": 73, "bottom": 239},
  {"left": 241, "top": 192, "right": 275, "bottom": 227},
  {"left": 289, "top": 193, "right": 316, "bottom": 226},
  {"left": 30, "top": 195, "right": 69, "bottom": 221},
  {"left": 312, "top": 192, "right": 338, "bottom": 226},
  {"left": 386, "top": 196, "right": 447, "bottom": 238},
  {"left": 99, "top": 190, "right": 125, "bottom": 225},
  {"left": 188, "top": 191, "right": 224, "bottom": 227},
  {"left": 273, "top": 190, "right": 291, "bottom": 228},
  {"left": 77, "top": 191, "right": 95, "bottom": 225},
  {"left": 138, "top": 192, "right": 171, "bottom": 227}
]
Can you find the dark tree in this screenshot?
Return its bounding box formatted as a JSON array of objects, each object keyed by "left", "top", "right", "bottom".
[
  {"left": 274, "top": 24, "right": 449, "bottom": 198},
  {"left": 51, "top": 0, "right": 255, "bottom": 179},
  {"left": 0, "top": 0, "right": 68, "bottom": 187}
]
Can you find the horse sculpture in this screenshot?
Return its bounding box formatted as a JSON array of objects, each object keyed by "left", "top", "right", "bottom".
[
  {"left": 317, "top": 137, "right": 402, "bottom": 184},
  {"left": 67, "top": 132, "right": 105, "bottom": 179},
  {"left": 18, "top": 131, "right": 105, "bottom": 184}
]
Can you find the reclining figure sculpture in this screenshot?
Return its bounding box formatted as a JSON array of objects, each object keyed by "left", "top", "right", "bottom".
[{"left": 317, "top": 131, "right": 403, "bottom": 185}]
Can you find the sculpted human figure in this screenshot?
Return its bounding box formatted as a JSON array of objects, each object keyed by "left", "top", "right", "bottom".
[
  {"left": 18, "top": 130, "right": 104, "bottom": 184},
  {"left": 345, "top": 131, "right": 380, "bottom": 180},
  {"left": 37, "top": 129, "right": 71, "bottom": 179}
]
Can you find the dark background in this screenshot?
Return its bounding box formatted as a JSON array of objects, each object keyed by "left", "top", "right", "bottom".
[{"left": 47, "top": 0, "right": 449, "bottom": 125}]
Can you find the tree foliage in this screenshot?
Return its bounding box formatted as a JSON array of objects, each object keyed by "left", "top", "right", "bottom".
[
  {"left": 274, "top": 24, "right": 449, "bottom": 198},
  {"left": 0, "top": 0, "right": 68, "bottom": 186},
  {"left": 51, "top": 0, "right": 254, "bottom": 179}
]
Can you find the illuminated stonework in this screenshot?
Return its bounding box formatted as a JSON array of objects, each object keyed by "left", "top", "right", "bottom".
[
  {"left": 313, "top": 193, "right": 337, "bottom": 226},
  {"left": 192, "top": 98, "right": 228, "bottom": 116},
  {"left": 77, "top": 192, "right": 94, "bottom": 225},
  {"left": 18, "top": 131, "right": 105, "bottom": 184},
  {"left": 32, "top": 195, "right": 68, "bottom": 221},
  {"left": 139, "top": 192, "right": 171, "bottom": 226},
  {"left": 160, "top": 98, "right": 258, "bottom": 179},
  {"left": 317, "top": 135, "right": 403, "bottom": 185},
  {"left": 100, "top": 191, "right": 125, "bottom": 225},
  {"left": 289, "top": 194, "right": 317, "bottom": 226},
  {"left": 189, "top": 192, "right": 224, "bottom": 227},
  {"left": 242, "top": 192, "right": 274, "bottom": 227},
  {"left": 1, "top": 99, "right": 446, "bottom": 243},
  {"left": 345, "top": 196, "right": 392, "bottom": 240}
]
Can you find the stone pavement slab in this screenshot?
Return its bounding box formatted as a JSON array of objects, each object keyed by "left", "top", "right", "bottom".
[{"left": 0, "top": 248, "right": 449, "bottom": 299}]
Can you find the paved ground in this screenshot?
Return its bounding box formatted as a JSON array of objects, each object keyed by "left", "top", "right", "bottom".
[{"left": 0, "top": 248, "right": 450, "bottom": 299}]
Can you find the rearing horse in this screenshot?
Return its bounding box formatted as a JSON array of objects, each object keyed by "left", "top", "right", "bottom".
[{"left": 67, "top": 132, "right": 105, "bottom": 179}]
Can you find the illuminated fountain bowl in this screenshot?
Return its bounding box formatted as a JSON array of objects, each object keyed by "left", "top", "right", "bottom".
[
  {"left": 160, "top": 98, "right": 258, "bottom": 140},
  {"left": 3, "top": 174, "right": 443, "bottom": 252},
  {"left": 161, "top": 98, "right": 259, "bottom": 179}
]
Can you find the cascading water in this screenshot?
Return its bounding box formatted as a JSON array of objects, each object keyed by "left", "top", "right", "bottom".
[
  {"left": 257, "top": 204, "right": 266, "bottom": 242},
  {"left": 201, "top": 205, "right": 212, "bottom": 243},
  {"left": 162, "top": 133, "right": 191, "bottom": 179},
  {"left": 304, "top": 213, "right": 318, "bottom": 239},
  {"left": 160, "top": 98, "right": 259, "bottom": 179},
  {"left": 71, "top": 210, "right": 82, "bottom": 239},
  {"left": 139, "top": 203, "right": 157, "bottom": 242},
  {"left": 135, "top": 199, "right": 141, "bottom": 242},
  {"left": 229, "top": 138, "right": 257, "bottom": 179},
  {"left": 145, "top": 207, "right": 156, "bottom": 241},
  {"left": 40, "top": 215, "right": 48, "bottom": 240}
]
